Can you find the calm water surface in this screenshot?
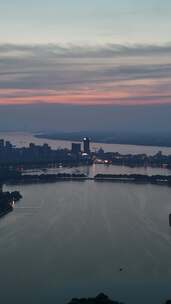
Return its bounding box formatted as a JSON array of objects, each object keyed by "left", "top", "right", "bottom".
[
  {"left": 1, "top": 132, "right": 171, "bottom": 303},
  {"left": 0, "top": 182, "right": 171, "bottom": 304}
]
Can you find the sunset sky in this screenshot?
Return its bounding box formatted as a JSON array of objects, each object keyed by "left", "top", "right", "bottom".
[{"left": 0, "top": 0, "right": 171, "bottom": 106}]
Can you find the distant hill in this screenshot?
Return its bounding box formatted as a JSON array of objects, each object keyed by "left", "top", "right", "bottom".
[
  {"left": 67, "top": 293, "right": 171, "bottom": 304},
  {"left": 67, "top": 293, "right": 123, "bottom": 304},
  {"left": 1, "top": 103, "right": 171, "bottom": 135},
  {"left": 36, "top": 131, "right": 171, "bottom": 148}
]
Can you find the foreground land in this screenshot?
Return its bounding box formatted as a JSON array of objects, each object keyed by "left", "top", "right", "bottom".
[
  {"left": 67, "top": 294, "right": 123, "bottom": 304},
  {"left": 67, "top": 293, "right": 171, "bottom": 304},
  {"left": 0, "top": 190, "right": 22, "bottom": 217},
  {"left": 1, "top": 169, "right": 171, "bottom": 187}
]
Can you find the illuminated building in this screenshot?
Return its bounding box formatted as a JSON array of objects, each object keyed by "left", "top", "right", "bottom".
[{"left": 83, "top": 137, "right": 90, "bottom": 154}]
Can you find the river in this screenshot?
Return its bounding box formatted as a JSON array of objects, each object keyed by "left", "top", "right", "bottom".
[{"left": 0, "top": 132, "right": 171, "bottom": 303}]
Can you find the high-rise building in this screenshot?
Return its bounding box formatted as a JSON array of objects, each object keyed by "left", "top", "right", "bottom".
[
  {"left": 83, "top": 137, "right": 90, "bottom": 154},
  {"left": 71, "top": 143, "right": 81, "bottom": 155},
  {"left": 0, "top": 139, "right": 4, "bottom": 149},
  {"left": 29, "top": 143, "right": 36, "bottom": 149},
  {"left": 5, "top": 141, "right": 12, "bottom": 150}
]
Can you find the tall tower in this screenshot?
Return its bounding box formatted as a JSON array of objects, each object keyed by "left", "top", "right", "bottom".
[
  {"left": 83, "top": 137, "right": 90, "bottom": 154},
  {"left": 0, "top": 184, "right": 3, "bottom": 193},
  {"left": 0, "top": 139, "right": 4, "bottom": 150}
]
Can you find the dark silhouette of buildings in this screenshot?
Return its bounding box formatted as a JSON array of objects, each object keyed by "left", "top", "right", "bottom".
[
  {"left": 71, "top": 138, "right": 91, "bottom": 155},
  {"left": 5, "top": 141, "right": 12, "bottom": 150},
  {"left": 71, "top": 143, "right": 81, "bottom": 155},
  {"left": 67, "top": 293, "right": 171, "bottom": 304},
  {"left": 0, "top": 138, "right": 171, "bottom": 169},
  {"left": 0, "top": 139, "right": 4, "bottom": 149},
  {"left": 0, "top": 186, "right": 22, "bottom": 217},
  {"left": 83, "top": 137, "right": 90, "bottom": 154},
  {"left": 0, "top": 138, "right": 93, "bottom": 167}
]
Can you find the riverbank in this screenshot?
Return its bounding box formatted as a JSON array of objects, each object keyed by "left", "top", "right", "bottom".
[
  {"left": 3, "top": 172, "right": 171, "bottom": 187},
  {"left": 94, "top": 174, "right": 171, "bottom": 186},
  {"left": 0, "top": 190, "right": 22, "bottom": 217},
  {"left": 67, "top": 293, "right": 171, "bottom": 304}
]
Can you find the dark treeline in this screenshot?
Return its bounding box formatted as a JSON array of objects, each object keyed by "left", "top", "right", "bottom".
[
  {"left": 0, "top": 189, "right": 22, "bottom": 217},
  {"left": 67, "top": 293, "right": 171, "bottom": 304},
  {"left": 94, "top": 174, "right": 171, "bottom": 185},
  {"left": 10, "top": 173, "right": 88, "bottom": 184},
  {"left": 0, "top": 169, "right": 88, "bottom": 185},
  {"left": 1, "top": 168, "right": 171, "bottom": 186},
  {"left": 67, "top": 293, "right": 123, "bottom": 304}
]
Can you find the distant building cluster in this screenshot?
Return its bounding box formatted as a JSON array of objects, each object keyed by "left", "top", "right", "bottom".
[
  {"left": 0, "top": 137, "right": 92, "bottom": 167},
  {"left": 0, "top": 137, "right": 171, "bottom": 169},
  {"left": 0, "top": 139, "right": 13, "bottom": 150},
  {"left": 71, "top": 137, "right": 91, "bottom": 155}
]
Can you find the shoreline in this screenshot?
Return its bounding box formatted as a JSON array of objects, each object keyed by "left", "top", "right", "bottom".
[
  {"left": 0, "top": 190, "right": 22, "bottom": 218},
  {"left": 4, "top": 173, "right": 171, "bottom": 187},
  {"left": 0, "top": 206, "right": 13, "bottom": 218},
  {"left": 35, "top": 134, "right": 171, "bottom": 149}
]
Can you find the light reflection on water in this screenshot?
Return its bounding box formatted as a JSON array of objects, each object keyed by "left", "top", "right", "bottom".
[
  {"left": 23, "top": 163, "right": 171, "bottom": 177},
  {"left": 1, "top": 132, "right": 171, "bottom": 303},
  {"left": 0, "top": 182, "right": 171, "bottom": 303}
]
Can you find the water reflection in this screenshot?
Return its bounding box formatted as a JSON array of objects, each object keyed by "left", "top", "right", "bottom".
[
  {"left": 23, "top": 163, "right": 171, "bottom": 177},
  {"left": 0, "top": 182, "right": 171, "bottom": 303}
]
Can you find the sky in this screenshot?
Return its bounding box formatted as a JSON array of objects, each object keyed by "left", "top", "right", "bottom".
[
  {"left": 0, "top": 0, "right": 171, "bottom": 131},
  {"left": 1, "top": 103, "right": 171, "bottom": 133},
  {"left": 1, "top": 0, "right": 171, "bottom": 45}
]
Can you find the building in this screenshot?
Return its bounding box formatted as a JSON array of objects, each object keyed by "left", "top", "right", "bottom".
[
  {"left": 29, "top": 143, "right": 36, "bottom": 150},
  {"left": 83, "top": 137, "right": 90, "bottom": 154},
  {"left": 5, "top": 141, "right": 13, "bottom": 150},
  {"left": 0, "top": 139, "right": 4, "bottom": 150},
  {"left": 71, "top": 143, "right": 81, "bottom": 155}
]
